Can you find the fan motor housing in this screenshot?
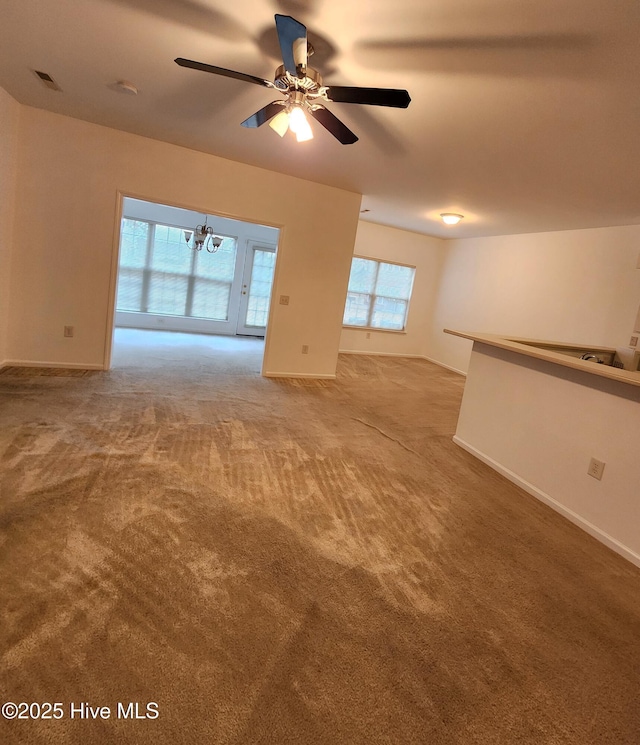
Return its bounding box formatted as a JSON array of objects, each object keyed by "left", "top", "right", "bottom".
[{"left": 274, "top": 65, "right": 323, "bottom": 94}]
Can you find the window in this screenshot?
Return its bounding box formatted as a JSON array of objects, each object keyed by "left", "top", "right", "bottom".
[
  {"left": 343, "top": 257, "right": 415, "bottom": 331},
  {"left": 115, "top": 218, "right": 238, "bottom": 322}
]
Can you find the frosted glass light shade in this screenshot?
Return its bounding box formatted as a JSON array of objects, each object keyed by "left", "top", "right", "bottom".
[
  {"left": 440, "top": 213, "right": 464, "bottom": 225},
  {"left": 288, "top": 106, "right": 313, "bottom": 142},
  {"left": 269, "top": 110, "right": 289, "bottom": 137}
]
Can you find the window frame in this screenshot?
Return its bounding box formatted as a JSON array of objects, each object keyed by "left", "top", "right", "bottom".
[
  {"left": 116, "top": 217, "right": 238, "bottom": 322},
  {"left": 342, "top": 255, "right": 416, "bottom": 333}
]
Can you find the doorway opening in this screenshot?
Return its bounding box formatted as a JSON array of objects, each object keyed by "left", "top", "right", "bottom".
[
  {"left": 115, "top": 197, "right": 279, "bottom": 337},
  {"left": 110, "top": 197, "right": 279, "bottom": 367}
]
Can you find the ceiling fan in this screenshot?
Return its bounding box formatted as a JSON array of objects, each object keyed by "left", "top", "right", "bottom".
[{"left": 175, "top": 14, "right": 411, "bottom": 145}]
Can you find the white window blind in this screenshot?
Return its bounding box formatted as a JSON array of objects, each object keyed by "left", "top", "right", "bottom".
[
  {"left": 115, "top": 219, "right": 149, "bottom": 311},
  {"left": 115, "top": 218, "right": 238, "bottom": 322},
  {"left": 191, "top": 279, "right": 231, "bottom": 321},
  {"left": 147, "top": 273, "right": 190, "bottom": 316},
  {"left": 343, "top": 257, "right": 415, "bottom": 331},
  {"left": 245, "top": 249, "right": 276, "bottom": 327}
]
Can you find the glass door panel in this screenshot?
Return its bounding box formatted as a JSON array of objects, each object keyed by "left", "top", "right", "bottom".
[{"left": 236, "top": 244, "right": 276, "bottom": 336}]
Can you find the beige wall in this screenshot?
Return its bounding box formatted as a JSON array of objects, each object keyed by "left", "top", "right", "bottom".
[
  {"left": 6, "top": 94, "right": 640, "bottom": 377},
  {"left": 455, "top": 343, "right": 640, "bottom": 566},
  {"left": 0, "top": 87, "right": 20, "bottom": 364},
  {"left": 429, "top": 226, "right": 640, "bottom": 374},
  {"left": 8, "top": 106, "right": 361, "bottom": 375},
  {"left": 339, "top": 221, "right": 445, "bottom": 358}
]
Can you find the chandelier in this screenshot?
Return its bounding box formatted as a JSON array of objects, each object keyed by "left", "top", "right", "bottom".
[{"left": 183, "top": 216, "right": 222, "bottom": 252}]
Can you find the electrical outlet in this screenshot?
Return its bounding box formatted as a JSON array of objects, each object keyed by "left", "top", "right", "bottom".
[
  {"left": 279, "top": 295, "right": 290, "bottom": 305},
  {"left": 587, "top": 457, "right": 605, "bottom": 481},
  {"left": 301, "top": 345, "right": 309, "bottom": 354},
  {"left": 64, "top": 325, "right": 74, "bottom": 338},
  {"left": 366, "top": 332, "right": 371, "bottom": 339}
]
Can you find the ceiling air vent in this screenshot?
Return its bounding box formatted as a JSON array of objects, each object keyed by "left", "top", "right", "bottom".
[{"left": 34, "top": 70, "right": 62, "bottom": 91}]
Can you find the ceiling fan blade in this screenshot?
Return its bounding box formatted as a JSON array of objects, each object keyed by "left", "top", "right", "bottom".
[
  {"left": 308, "top": 106, "right": 358, "bottom": 145},
  {"left": 325, "top": 85, "right": 411, "bottom": 108},
  {"left": 240, "top": 101, "right": 286, "bottom": 128},
  {"left": 275, "top": 14, "right": 308, "bottom": 77},
  {"left": 175, "top": 58, "right": 274, "bottom": 88}
]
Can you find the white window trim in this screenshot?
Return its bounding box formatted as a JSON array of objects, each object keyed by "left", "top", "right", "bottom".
[
  {"left": 342, "top": 325, "right": 408, "bottom": 335},
  {"left": 342, "top": 256, "right": 415, "bottom": 332}
]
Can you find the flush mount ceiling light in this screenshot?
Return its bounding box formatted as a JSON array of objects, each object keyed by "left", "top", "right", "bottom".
[
  {"left": 440, "top": 213, "right": 464, "bottom": 225},
  {"left": 183, "top": 216, "right": 222, "bottom": 252}
]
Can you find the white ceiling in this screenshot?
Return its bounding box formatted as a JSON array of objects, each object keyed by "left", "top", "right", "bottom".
[{"left": 1, "top": 0, "right": 639, "bottom": 238}]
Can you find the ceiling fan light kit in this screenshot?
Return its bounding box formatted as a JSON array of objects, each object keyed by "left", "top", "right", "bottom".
[
  {"left": 440, "top": 213, "right": 464, "bottom": 225},
  {"left": 265, "top": 91, "right": 314, "bottom": 141},
  {"left": 175, "top": 14, "right": 411, "bottom": 145}
]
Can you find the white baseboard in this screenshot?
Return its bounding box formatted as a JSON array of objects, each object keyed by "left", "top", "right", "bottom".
[
  {"left": 422, "top": 355, "right": 467, "bottom": 376},
  {"left": 453, "top": 436, "right": 640, "bottom": 569},
  {"left": 339, "top": 349, "right": 426, "bottom": 359},
  {"left": 2, "top": 359, "right": 105, "bottom": 371},
  {"left": 263, "top": 371, "right": 336, "bottom": 380},
  {"left": 339, "top": 348, "right": 467, "bottom": 376}
]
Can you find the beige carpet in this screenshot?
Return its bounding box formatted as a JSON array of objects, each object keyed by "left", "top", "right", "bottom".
[{"left": 1, "top": 329, "right": 639, "bottom": 744}]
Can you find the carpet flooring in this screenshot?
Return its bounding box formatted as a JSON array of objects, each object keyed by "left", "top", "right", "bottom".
[{"left": 1, "top": 329, "right": 639, "bottom": 744}]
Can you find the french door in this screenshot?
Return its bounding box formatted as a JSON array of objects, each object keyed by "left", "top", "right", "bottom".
[{"left": 236, "top": 242, "right": 277, "bottom": 337}]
